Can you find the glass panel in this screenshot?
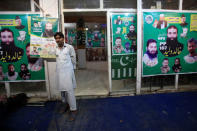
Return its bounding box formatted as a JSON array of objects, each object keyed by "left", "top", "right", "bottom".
[
  {"left": 183, "top": 0, "right": 197, "bottom": 10},
  {"left": 142, "top": 75, "right": 175, "bottom": 92},
  {"left": 0, "top": 0, "right": 31, "bottom": 11},
  {"left": 34, "top": 0, "right": 40, "bottom": 12},
  {"left": 179, "top": 74, "right": 197, "bottom": 88},
  {"left": 112, "top": 78, "right": 136, "bottom": 93},
  {"left": 0, "top": 83, "right": 6, "bottom": 96},
  {"left": 142, "top": 0, "right": 179, "bottom": 9},
  {"left": 104, "top": 0, "right": 137, "bottom": 8},
  {"left": 63, "top": 0, "right": 100, "bottom": 9}
]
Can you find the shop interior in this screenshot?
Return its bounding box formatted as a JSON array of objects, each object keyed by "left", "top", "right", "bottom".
[{"left": 64, "top": 12, "right": 109, "bottom": 96}]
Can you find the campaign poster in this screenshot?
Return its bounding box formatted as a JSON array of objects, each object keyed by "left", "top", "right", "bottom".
[
  {"left": 67, "top": 29, "right": 77, "bottom": 47},
  {"left": 143, "top": 12, "right": 197, "bottom": 76},
  {"left": 86, "top": 24, "right": 106, "bottom": 48},
  {"left": 30, "top": 17, "right": 58, "bottom": 58},
  {"left": 111, "top": 13, "right": 137, "bottom": 55},
  {"left": 111, "top": 13, "right": 137, "bottom": 80},
  {"left": 0, "top": 14, "right": 45, "bottom": 81}
]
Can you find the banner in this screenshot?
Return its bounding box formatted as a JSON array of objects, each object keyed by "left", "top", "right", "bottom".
[
  {"left": 86, "top": 24, "right": 106, "bottom": 48},
  {"left": 112, "top": 55, "right": 136, "bottom": 80},
  {"left": 30, "top": 17, "right": 58, "bottom": 58},
  {"left": 0, "top": 14, "right": 45, "bottom": 81},
  {"left": 112, "top": 13, "right": 137, "bottom": 55},
  {"left": 111, "top": 13, "right": 137, "bottom": 80},
  {"left": 143, "top": 12, "right": 197, "bottom": 76}
]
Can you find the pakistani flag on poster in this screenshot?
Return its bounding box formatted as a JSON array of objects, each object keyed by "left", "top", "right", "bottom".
[
  {"left": 0, "top": 14, "right": 45, "bottom": 81},
  {"left": 143, "top": 12, "right": 197, "bottom": 76},
  {"left": 111, "top": 13, "right": 137, "bottom": 80},
  {"left": 30, "top": 17, "right": 58, "bottom": 58},
  {"left": 112, "top": 54, "right": 136, "bottom": 80}
]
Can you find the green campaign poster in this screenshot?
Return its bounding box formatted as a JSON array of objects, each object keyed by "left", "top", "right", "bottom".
[
  {"left": 67, "top": 29, "right": 77, "bottom": 47},
  {"left": 0, "top": 14, "right": 45, "bottom": 81},
  {"left": 30, "top": 17, "right": 58, "bottom": 58},
  {"left": 86, "top": 24, "right": 106, "bottom": 48},
  {"left": 111, "top": 13, "right": 137, "bottom": 80},
  {"left": 143, "top": 12, "right": 197, "bottom": 76},
  {"left": 111, "top": 13, "right": 137, "bottom": 55}
]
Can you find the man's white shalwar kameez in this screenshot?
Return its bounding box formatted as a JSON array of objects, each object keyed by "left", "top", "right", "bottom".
[{"left": 56, "top": 43, "right": 77, "bottom": 110}]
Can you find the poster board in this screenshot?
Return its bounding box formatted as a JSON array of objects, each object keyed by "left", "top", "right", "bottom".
[
  {"left": 0, "top": 14, "right": 45, "bottom": 81},
  {"left": 30, "top": 17, "right": 58, "bottom": 58},
  {"left": 143, "top": 12, "right": 197, "bottom": 76},
  {"left": 111, "top": 13, "right": 137, "bottom": 80}
]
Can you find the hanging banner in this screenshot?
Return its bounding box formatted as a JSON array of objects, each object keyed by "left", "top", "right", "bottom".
[
  {"left": 30, "top": 17, "right": 58, "bottom": 58},
  {"left": 0, "top": 14, "right": 45, "bottom": 81},
  {"left": 111, "top": 13, "right": 137, "bottom": 80},
  {"left": 143, "top": 12, "right": 197, "bottom": 76}
]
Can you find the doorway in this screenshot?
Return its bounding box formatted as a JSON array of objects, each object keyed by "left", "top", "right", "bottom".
[{"left": 63, "top": 12, "right": 109, "bottom": 96}]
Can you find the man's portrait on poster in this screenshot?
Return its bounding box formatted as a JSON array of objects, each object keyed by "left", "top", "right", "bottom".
[
  {"left": 160, "top": 25, "right": 183, "bottom": 57},
  {"left": 184, "top": 38, "right": 197, "bottom": 64},
  {"left": 143, "top": 39, "right": 158, "bottom": 67},
  {"left": 6, "top": 64, "right": 18, "bottom": 81},
  {"left": 0, "top": 28, "right": 24, "bottom": 62}
]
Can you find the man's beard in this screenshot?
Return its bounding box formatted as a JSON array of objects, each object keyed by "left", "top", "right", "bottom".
[
  {"left": 21, "top": 70, "right": 29, "bottom": 74},
  {"left": 146, "top": 50, "right": 158, "bottom": 60},
  {"left": 166, "top": 38, "right": 179, "bottom": 49},
  {"left": 45, "top": 30, "right": 54, "bottom": 36},
  {"left": 1, "top": 41, "right": 15, "bottom": 47},
  {"left": 8, "top": 71, "right": 15, "bottom": 76}
]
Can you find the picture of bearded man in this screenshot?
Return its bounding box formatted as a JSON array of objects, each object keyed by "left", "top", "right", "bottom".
[
  {"left": 0, "top": 28, "right": 24, "bottom": 62},
  {"left": 160, "top": 25, "right": 183, "bottom": 57},
  {"left": 19, "top": 63, "right": 31, "bottom": 80},
  {"left": 42, "top": 22, "right": 54, "bottom": 38},
  {"left": 6, "top": 64, "right": 18, "bottom": 81}
]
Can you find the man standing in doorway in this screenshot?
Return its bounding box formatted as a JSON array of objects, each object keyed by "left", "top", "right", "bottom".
[{"left": 54, "top": 32, "right": 77, "bottom": 121}]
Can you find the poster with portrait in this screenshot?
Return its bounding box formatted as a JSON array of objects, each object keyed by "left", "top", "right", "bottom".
[
  {"left": 30, "top": 17, "right": 58, "bottom": 58},
  {"left": 111, "top": 13, "right": 137, "bottom": 80},
  {"left": 0, "top": 14, "right": 45, "bottom": 81},
  {"left": 86, "top": 24, "right": 106, "bottom": 48},
  {"left": 143, "top": 12, "right": 197, "bottom": 76},
  {"left": 111, "top": 13, "right": 137, "bottom": 55},
  {"left": 67, "top": 29, "right": 77, "bottom": 47}
]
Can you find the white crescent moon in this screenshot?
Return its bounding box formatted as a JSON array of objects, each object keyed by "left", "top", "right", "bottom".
[{"left": 120, "top": 56, "right": 128, "bottom": 66}]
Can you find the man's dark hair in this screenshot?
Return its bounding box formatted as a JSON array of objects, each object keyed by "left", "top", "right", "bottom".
[
  {"left": 8, "top": 64, "right": 14, "bottom": 70},
  {"left": 0, "top": 28, "right": 14, "bottom": 38},
  {"left": 116, "top": 37, "right": 121, "bottom": 40},
  {"left": 187, "top": 38, "right": 197, "bottom": 46},
  {"left": 54, "top": 32, "right": 64, "bottom": 38},
  {"left": 20, "top": 63, "right": 27, "bottom": 69},
  {"left": 167, "top": 25, "right": 178, "bottom": 33},
  {"left": 163, "top": 58, "right": 169, "bottom": 61},
  {"left": 147, "top": 39, "right": 157, "bottom": 48}
]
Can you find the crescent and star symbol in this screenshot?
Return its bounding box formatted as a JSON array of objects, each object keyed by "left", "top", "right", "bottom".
[{"left": 120, "top": 56, "right": 130, "bottom": 66}]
